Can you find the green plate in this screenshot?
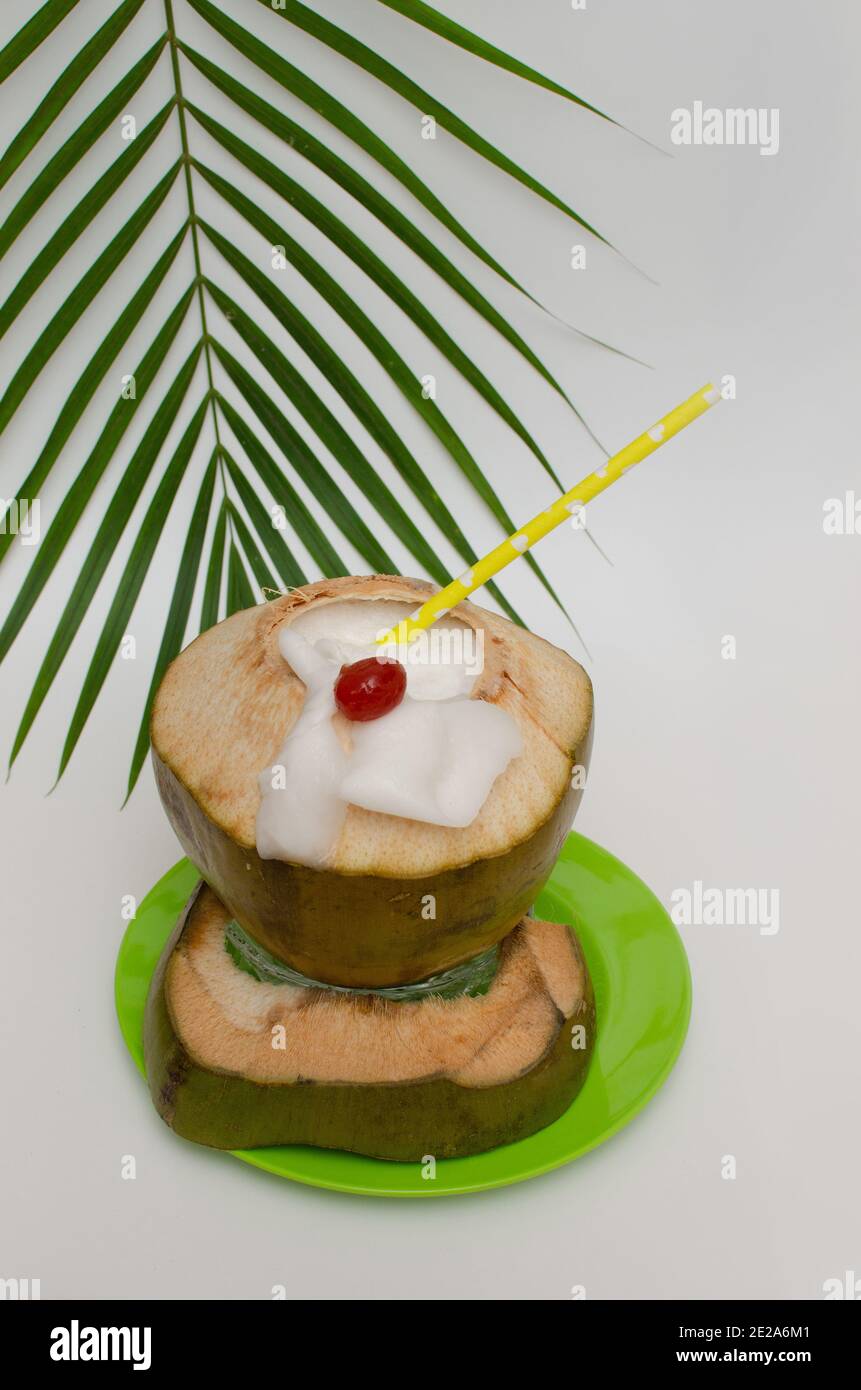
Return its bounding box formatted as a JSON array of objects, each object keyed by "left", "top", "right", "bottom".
[{"left": 115, "top": 832, "right": 691, "bottom": 1197}]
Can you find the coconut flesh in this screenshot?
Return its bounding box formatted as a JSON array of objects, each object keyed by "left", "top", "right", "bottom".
[{"left": 256, "top": 600, "right": 523, "bottom": 867}]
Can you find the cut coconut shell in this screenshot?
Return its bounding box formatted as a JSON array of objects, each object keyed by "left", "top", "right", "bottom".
[
  {"left": 145, "top": 882, "right": 596, "bottom": 1160},
  {"left": 151, "top": 575, "right": 593, "bottom": 987}
]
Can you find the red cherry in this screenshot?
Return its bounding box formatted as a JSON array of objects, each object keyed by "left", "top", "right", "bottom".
[{"left": 334, "top": 656, "right": 407, "bottom": 722}]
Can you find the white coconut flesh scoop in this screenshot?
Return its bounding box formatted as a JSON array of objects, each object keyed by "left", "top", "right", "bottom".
[{"left": 257, "top": 385, "right": 721, "bottom": 867}]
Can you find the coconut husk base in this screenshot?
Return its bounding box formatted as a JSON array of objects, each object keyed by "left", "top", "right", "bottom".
[{"left": 145, "top": 883, "right": 596, "bottom": 1161}]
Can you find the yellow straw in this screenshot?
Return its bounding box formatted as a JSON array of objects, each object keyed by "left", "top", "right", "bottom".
[{"left": 377, "top": 382, "right": 721, "bottom": 647}]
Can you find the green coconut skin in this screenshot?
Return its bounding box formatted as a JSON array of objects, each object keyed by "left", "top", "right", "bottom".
[
  {"left": 152, "top": 718, "right": 592, "bottom": 990},
  {"left": 144, "top": 887, "right": 597, "bottom": 1162}
]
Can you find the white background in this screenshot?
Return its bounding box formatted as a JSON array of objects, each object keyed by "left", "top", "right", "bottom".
[{"left": 1, "top": 0, "right": 859, "bottom": 1300}]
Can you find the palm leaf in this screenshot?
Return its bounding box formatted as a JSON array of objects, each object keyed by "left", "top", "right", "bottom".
[
  {"left": 220, "top": 429, "right": 341, "bottom": 583},
  {"left": 199, "top": 501, "right": 228, "bottom": 635},
  {"left": 380, "top": 0, "right": 663, "bottom": 160},
  {"left": 189, "top": 127, "right": 562, "bottom": 487},
  {"left": 56, "top": 396, "right": 209, "bottom": 780},
  {"left": 221, "top": 446, "right": 312, "bottom": 589},
  {"left": 376, "top": 0, "right": 615, "bottom": 120},
  {"left": 211, "top": 343, "right": 398, "bottom": 578},
  {"left": 8, "top": 345, "right": 203, "bottom": 770},
  {"left": 226, "top": 540, "right": 255, "bottom": 616},
  {"left": 0, "top": 36, "right": 167, "bottom": 258},
  {"left": 179, "top": 44, "right": 630, "bottom": 389},
  {"left": 254, "top": 0, "right": 610, "bottom": 246},
  {"left": 209, "top": 291, "right": 448, "bottom": 586},
  {"left": 180, "top": 54, "right": 605, "bottom": 403},
  {"left": 202, "top": 222, "right": 554, "bottom": 617},
  {"left": 0, "top": 0, "right": 146, "bottom": 192},
  {"left": 206, "top": 281, "right": 483, "bottom": 589},
  {"left": 0, "top": 164, "right": 181, "bottom": 434},
  {"left": 0, "top": 230, "right": 187, "bottom": 558},
  {"left": 0, "top": 289, "right": 195, "bottom": 660},
  {"left": 186, "top": 0, "right": 557, "bottom": 306},
  {"left": 0, "top": 101, "right": 175, "bottom": 336},
  {"left": 212, "top": 334, "right": 520, "bottom": 625},
  {"left": 0, "top": 0, "right": 80, "bottom": 84},
  {"left": 126, "top": 451, "right": 219, "bottom": 800},
  {"left": 226, "top": 502, "right": 277, "bottom": 599},
  {"left": 0, "top": 0, "right": 643, "bottom": 794}
]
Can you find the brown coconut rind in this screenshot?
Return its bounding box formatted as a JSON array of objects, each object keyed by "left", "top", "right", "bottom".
[
  {"left": 151, "top": 575, "right": 593, "bottom": 988},
  {"left": 144, "top": 883, "right": 597, "bottom": 1161}
]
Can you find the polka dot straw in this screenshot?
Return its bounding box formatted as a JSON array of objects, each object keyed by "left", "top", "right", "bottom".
[{"left": 377, "top": 383, "right": 721, "bottom": 647}]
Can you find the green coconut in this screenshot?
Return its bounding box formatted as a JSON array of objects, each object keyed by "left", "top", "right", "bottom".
[
  {"left": 151, "top": 574, "right": 593, "bottom": 988},
  {"left": 144, "top": 882, "right": 596, "bottom": 1160}
]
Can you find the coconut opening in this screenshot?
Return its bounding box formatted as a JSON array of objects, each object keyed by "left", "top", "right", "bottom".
[
  {"left": 256, "top": 598, "right": 523, "bottom": 867},
  {"left": 290, "top": 599, "right": 480, "bottom": 700}
]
